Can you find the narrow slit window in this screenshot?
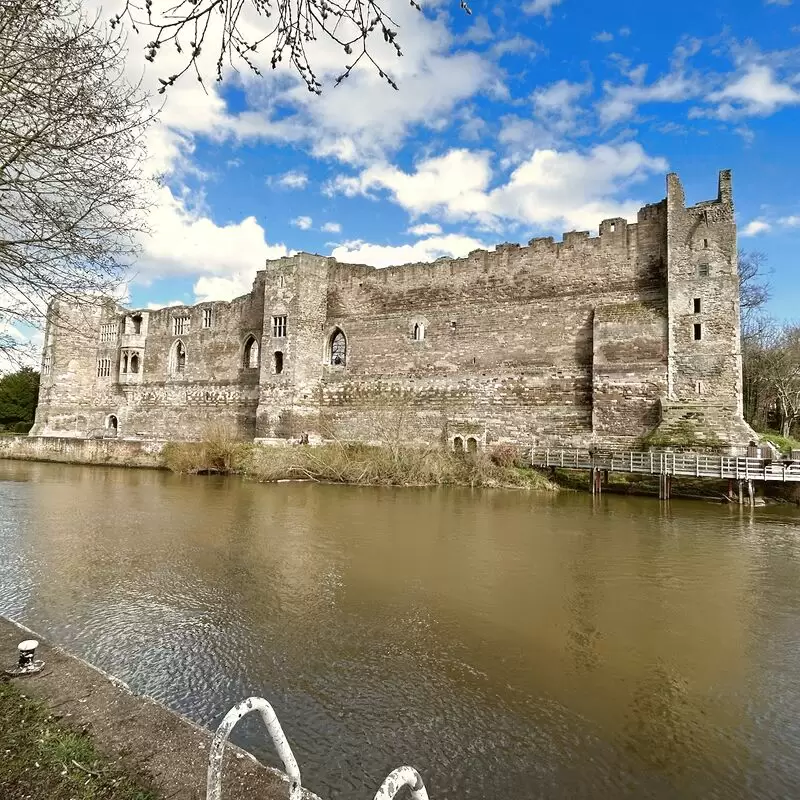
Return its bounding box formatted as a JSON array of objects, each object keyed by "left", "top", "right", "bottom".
[
  {"left": 703, "top": 239, "right": 709, "bottom": 249},
  {"left": 274, "top": 351, "right": 284, "bottom": 374},
  {"left": 693, "top": 298, "right": 701, "bottom": 314},
  {"left": 202, "top": 308, "right": 212, "bottom": 329},
  {"left": 694, "top": 323, "right": 702, "bottom": 341},
  {"left": 412, "top": 322, "right": 425, "bottom": 341}
]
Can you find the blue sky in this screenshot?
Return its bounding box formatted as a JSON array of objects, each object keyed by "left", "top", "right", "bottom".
[{"left": 114, "top": 0, "right": 799, "bottom": 319}]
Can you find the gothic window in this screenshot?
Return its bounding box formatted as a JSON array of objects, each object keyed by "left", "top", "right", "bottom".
[
  {"left": 243, "top": 335, "right": 259, "bottom": 369},
  {"left": 106, "top": 414, "right": 118, "bottom": 432},
  {"left": 272, "top": 315, "right": 287, "bottom": 338},
  {"left": 412, "top": 322, "right": 425, "bottom": 341},
  {"left": 122, "top": 353, "right": 129, "bottom": 373},
  {"left": 274, "top": 351, "right": 284, "bottom": 374},
  {"left": 173, "top": 315, "right": 190, "bottom": 336},
  {"left": 467, "top": 437, "right": 478, "bottom": 453},
  {"left": 170, "top": 340, "right": 187, "bottom": 374},
  {"left": 130, "top": 353, "right": 140, "bottom": 374},
  {"left": 329, "top": 329, "right": 346, "bottom": 366},
  {"left": 453, "top": 436, "right": 464, "bottom": 454},
  {"left": 202, "top": 308, "right": 213, "bottom": 328}
]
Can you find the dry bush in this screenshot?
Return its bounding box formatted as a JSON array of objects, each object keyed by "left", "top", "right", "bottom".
[
  {"left": 489, "top": 443, "right": 522, "bottom": 468},
  {"left": 162, "top": 423, "right": 251, "bottom": 474}
]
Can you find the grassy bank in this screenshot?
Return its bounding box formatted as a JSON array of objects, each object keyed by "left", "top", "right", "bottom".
[
  {"left": 0, "top": 680, "right": 157, "bottom": 800},
  {"left": 162, "top": 437, "right": 556, "bottom": 491},
  {"left": 758, "top": 431, "right": 800, "bottom": 454}
]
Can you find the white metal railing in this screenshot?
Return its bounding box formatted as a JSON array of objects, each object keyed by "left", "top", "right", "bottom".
[
  {"left": 207, "top": 697, "right": 302, "bottom": 800},
  {"left": 207, "top": 698, "right": 431, "bottom": 800},
  {"left": 529, "top": 449, "right": 800, "bottom": 482}
]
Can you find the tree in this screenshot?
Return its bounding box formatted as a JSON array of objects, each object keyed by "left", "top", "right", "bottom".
[
  {"left": 112, "top": 0, "right": 471, "bottom": 92},
  {"left": 0, "top": 0, "right": 151, "bottom": 363},
  {"left": 0, "top": 367, "right": 39, "bottom": 426},
  {"left": 761, "top": 324, "right": 800, "bottom": 439},
  {"left": 738, "top": 250, "right": 772, "bottom": 427}
]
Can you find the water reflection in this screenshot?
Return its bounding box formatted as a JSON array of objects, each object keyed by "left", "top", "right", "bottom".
[{"left": 1, "top": 460, "right": 800, "bottom": 799}]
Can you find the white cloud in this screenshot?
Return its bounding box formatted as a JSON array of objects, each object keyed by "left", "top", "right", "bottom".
[
  {"left": 275, "top": 170, "right": 309, "bottom": 189},
  {"left": 291, "top": 216, "right": 313, "bottom": 230},
  {"left": 599, "top": 72, "right": 697, "bottom": 126},
  {"left": 321, "top": 222, "right": 342, "bottom": 233},
  {"left": 741, "top": 219, "right": 772, "bottom": 237},
  {"left": 593, "top": 32, "right": 614, "bottom": 43},
  {"left": 332, "top": 142, "right": 667, "bottom": 232},
  {"left": 135, "top": 185, "right": 289, "bottom": 290},
  {"left": 523, "top": 0, "right": 564, "bottom": 16},
  {"left": 330, "top": 233, "right": 489, "bottom": 268},
  {"left": 779, "top": 215, "right": 800, "bottom": 226},
  {"left": 765, "top": 0, "right": 792, "bottom": 6},
  {"left": 619, "top": 27, "right": 632, "bottom": 37},
  {"left": 408, "top": 223, "right": 443, "bottom": 236},
  {"left": 706, "top": 64, "right": 800, "bottom": 118}
]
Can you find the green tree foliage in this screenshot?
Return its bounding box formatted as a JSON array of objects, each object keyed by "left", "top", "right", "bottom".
[{"left": 0, "top": 367, "right": 39, "bottom": 426}]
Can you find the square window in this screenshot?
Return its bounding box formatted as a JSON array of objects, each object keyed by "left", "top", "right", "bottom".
[
  {"left": 272, "top": 315, "right": 287, "bottom": 338},
  {"left": 173, "top": 316, "right": 190, "bottom": 336},
  {"left": 693, "top": 323, "right": 702, "bottom": 341},
  {"left": 698, "top": 263, "right": 710, "bottom": 277},
  {"left": 693, "top": 298, "right": 701, "bottom": 314},
  {"left": 202, "top": 308, "right": 212, "bottom": 328},
  {"left": 99, "top": 323, "right": 117, "bottom": 343}
]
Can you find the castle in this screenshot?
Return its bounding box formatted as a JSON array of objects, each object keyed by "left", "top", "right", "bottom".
[{"left": 31, "top": 171, "right": 755, "bottom": 450}]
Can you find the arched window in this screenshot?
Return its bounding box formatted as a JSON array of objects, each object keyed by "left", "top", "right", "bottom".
[
  {"left": 106, "top": 414, "right": 118, "bottom": 433},
  {"left": 274, "top": 351, "right": 284, "bottom": 374},
  {"left": 329, "top": 329, "right": 347, "bottom": 366},
  {"left": 130, "top": 353, "right": 140, "bottom": 374},
  {"left": 412, "top": 322, "right": 425, "bottom": 341},
  {"left": 453, "top": 436, "right": 464, "bottom": 454},
  {"left": 243, "top": 335, "right": 259, "bottom": 369},
  {"left": 170, "top": 340, "right": 186, "bottom": 374},
  {"left": 122, "top": 353, "right": 128, "bottom": 373},
  {"left": 467, "top": 437, "right": 478, "bottom": 454}
]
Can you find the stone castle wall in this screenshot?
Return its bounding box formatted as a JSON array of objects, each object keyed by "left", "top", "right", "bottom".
[{"left": 31, "top": 171, "right": 754, "bottom": 449}]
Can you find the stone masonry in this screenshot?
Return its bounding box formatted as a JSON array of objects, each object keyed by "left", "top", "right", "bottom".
[{"left": 31, "top": 171, "right": 755, "bottom": 450}]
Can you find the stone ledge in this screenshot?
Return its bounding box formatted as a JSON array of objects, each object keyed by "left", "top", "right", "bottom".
[{"left": 0, "top": 616, "right": 320, "bottom": 800}]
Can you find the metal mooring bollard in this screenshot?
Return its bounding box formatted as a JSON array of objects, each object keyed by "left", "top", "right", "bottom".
[
  {"left": 5, "top": 639, "right": 45, "bottom": 677},
  {"left": 373, "top": 766, "right": 430, "bottom": 800}
]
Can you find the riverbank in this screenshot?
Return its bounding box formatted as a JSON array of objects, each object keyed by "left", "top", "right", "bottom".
[
  {"left": 163, "top": 438, "right": 558, "bottom": 490},
  {"left": 0, "top": 617, "right": 319, "bottom": 800}
]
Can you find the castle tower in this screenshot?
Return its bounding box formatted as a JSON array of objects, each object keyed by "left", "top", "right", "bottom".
[
  {"left": 661, "top": 170, "right": 755, "bottom": 446},
  {"left": 256, "top": 253, "right": 330, "bottom": 438}
]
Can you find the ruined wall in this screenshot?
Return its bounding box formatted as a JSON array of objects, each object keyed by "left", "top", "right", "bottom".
[
  {"left": 281, "top": 209, "right": 669, "bottom": 447},
  {"left": 31, "top": 276, "right": 267, "bottom": 440},
  {"left": 32, "top": 171, "right": 753, "bottom": 449}
]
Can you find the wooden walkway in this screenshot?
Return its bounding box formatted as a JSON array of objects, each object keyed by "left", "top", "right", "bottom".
[{"left": 529, "top": 449, "right": 800, "bottom": 502}]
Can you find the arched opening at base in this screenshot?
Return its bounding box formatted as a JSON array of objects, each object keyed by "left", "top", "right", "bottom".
[
  {"left": 467, "top": 437, "right": 478, "bottom": 454},
  {"left": 453, "top": 436, "right": 464, "bottom": 454}
]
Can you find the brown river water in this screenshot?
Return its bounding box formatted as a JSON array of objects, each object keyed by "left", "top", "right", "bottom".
[{"left": 1, "top": 459, "right": 800, "bottom": 799}]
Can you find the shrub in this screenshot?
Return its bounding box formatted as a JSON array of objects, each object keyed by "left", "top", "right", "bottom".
[{"left": 489, "top": 443, "right": 522, "bottom": 468}]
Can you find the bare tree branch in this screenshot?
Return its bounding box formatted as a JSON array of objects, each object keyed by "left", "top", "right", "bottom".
[
  {"left": 111, "top": 0, "right": 470, "bottom": 93},
  {"left": 0, "top": 0, "right": 153, "bottom": 366}
]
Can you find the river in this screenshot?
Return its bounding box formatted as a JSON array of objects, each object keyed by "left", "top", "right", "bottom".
[{"left": 1, "top": 460, "right": 799, "bottom": 799}]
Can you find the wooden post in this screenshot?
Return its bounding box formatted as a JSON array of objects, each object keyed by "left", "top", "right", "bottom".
[
  {"left": 727, "top": 478, "right": 735, "bottom": 501},
  {"left": 747, "top": 479, "right": 754, "bottom": 507},
  {"left": 603, "top": 469, "right": 609, "bottom": 487},
  {"left": 738, "top": 480, "right": 744, "bottom": 505}
]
